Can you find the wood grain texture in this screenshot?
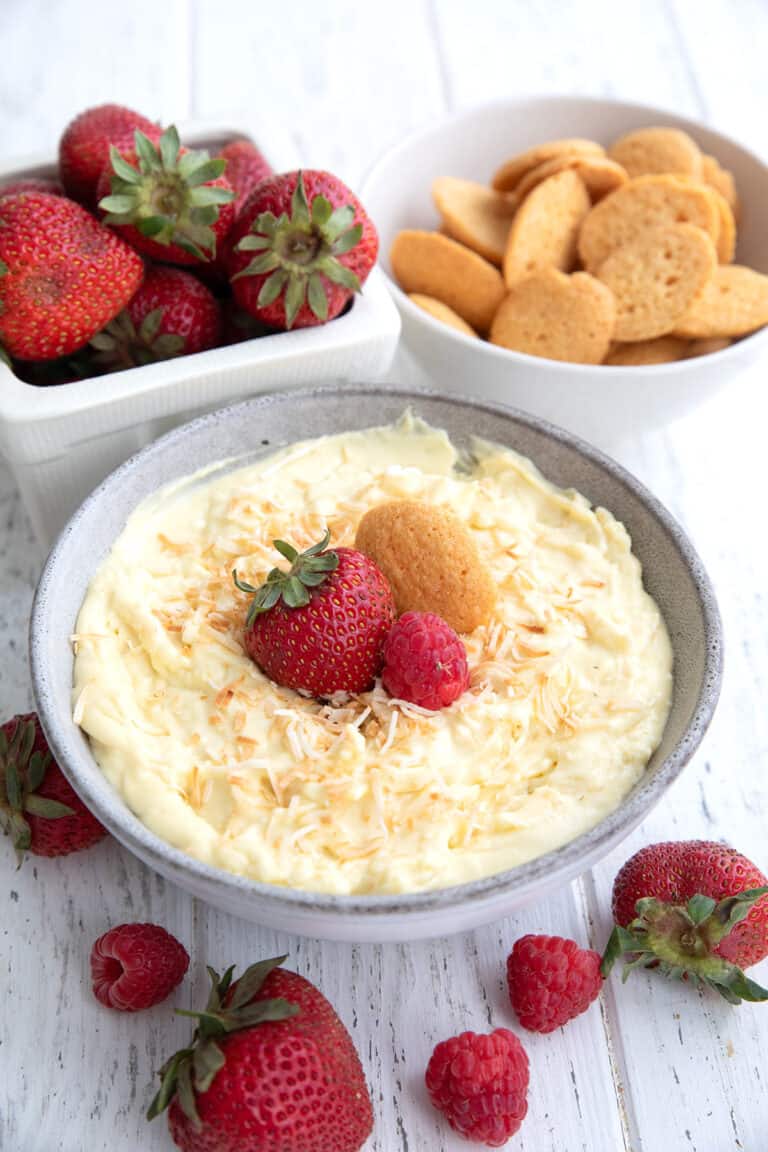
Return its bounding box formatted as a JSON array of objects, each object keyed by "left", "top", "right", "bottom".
[{"left": 0, "top": 2, "right": 767, "bottom": 1150}]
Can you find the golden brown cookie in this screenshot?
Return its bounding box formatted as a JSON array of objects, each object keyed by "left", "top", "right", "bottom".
[
  {"left": 408, "top": 293, "right": 478, "bottom": 337},
  {"left": 512, "top": 155, "right": 628, "bottom": 204},
  {"left": 578, "top": 174, "right": 719, "bottom": 273},
  {"left": 596, "top": 223, "right": 716, "bottom": 342},
  {"left": 607, "top": 126, "right": 703, "bottom": 179},
  {"left": 706, "top": 185, "right": 736, "bottom": 263},
  {"left": 390, "top": 230, "right": 505, "bottom": 333},
  {"left": 489, "top": 269, "right": 615, "bottom": 364},
  {"left": 686, "top": 336, "right": 733, "bottom": 357},
  {"left": 604, "top": 336, "right": 691, "bottom": 365},
  {"left": 674, "top": 265, "right": 768, "bottom": 338},
  {"left": 354, "top": 500, "right": 496, "bottom": 634},
  {"left": 491, "top": 138, "right": 604, "bottom": 192},
  {"left": 503, "top": 169, "right": 591, "bottom": 286},
  {"left": 432, "top": 177, "right": 517, "bottom": 265},
  {"left": 702, "top": 154, "right": 739, "bottom": 220}
]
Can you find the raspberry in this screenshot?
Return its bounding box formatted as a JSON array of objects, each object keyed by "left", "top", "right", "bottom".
[
  {"left": 425, "top": 1029, "right": 529, "bottom": 1146},
  {"left": 91, "top": 923, "right": 189, "bottom": 1012},
  {"left": 381, "top": 611, "right": 470, "bottom": 710},
  {"left": 507, "top": 934, "right": 602, "bottom": 1033}
]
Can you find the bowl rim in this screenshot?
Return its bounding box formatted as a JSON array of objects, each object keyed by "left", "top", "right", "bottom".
[
  {"left": 361, "top": 92, "right": 768, "bottom": 374},
  {"left": 30, "top": 383, "right": 723, "bottom": 916}
]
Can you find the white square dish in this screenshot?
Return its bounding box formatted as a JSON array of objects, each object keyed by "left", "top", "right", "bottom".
[{"left": 0, "top": 119, "right": 401, "bottom": 546}]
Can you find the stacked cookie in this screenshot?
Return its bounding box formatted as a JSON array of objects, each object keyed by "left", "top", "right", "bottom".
[{"left": 390, "top": 127, "right": 768, "bottom": 365}]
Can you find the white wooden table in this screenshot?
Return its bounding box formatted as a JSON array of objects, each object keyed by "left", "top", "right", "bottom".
[{"left": 1, "top": 3, "right": 767, "bottom": 1149}]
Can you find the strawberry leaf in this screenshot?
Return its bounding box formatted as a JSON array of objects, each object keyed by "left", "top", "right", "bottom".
[
  {"left": 192, "top": 1039, "right": 225, "bottom": 1093},
  {"left": 24, "top": 795, "right": 74, "bottom": 820},
  {"left": 308, "top": 272, "right": 328, "bottom": 321},
  {"left": 186, "top": 159, "right": 228, "bottom": 189},
  {"left": 109, "top": 146, "right": 142, "bottom": 184},
  {"left": 176, "top": 1056, "right": 202, "bottom": 1131},
  {"left": 229, "top": 955, "right": 289, "bottom": 1009},
  {"left": 257, "top": 269, "right": 288, "bottom": 307},
  {"left": 159, "top": 125, "right": 181, "bottom": 171},
  {"left": 284, "top": 276, "right": 306, "bottom": 328}
]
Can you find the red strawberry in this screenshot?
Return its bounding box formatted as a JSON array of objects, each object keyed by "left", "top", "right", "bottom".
[
  {"left": 97, "top": 125, "right": 235, "bottom": 266},
  {"left": 425, "top": 1029, "right": 529, "bottom": 1147},
  {"left": 91, "top": 923, "right": 190, "bottom": 1011},
  {"left": 233, "top": 528, "right": 395, "bottom": 697},
  {"left": 602, "top": 840, "right": 768, "bottom": 1004},
  {"left": 381, "top": 610, "right": 470, "bottom": 710},
  {"left": 227, "top": 170, "right": 378, "bottom": 329},
  {"left": 90, "top": 265, "right": 222, "bottom": 368},
  {"left": 218, "top": 139, "right": 273, "bottom": 218},
  {"left": 507, "top": 934, "right": 602, "bottom": 1033},
  {"left": 59, "top": 103, "right": 158, "bottom": 207},
  {"left": 0, "top": 713, "right": 107, "bottom": 861},
  {"left": 148, "top": 956, "right": 373, "bottom": 1152},
  {"left": 0, "top": 176, "right": 64, "bottom": 198},
  {"left": 0, "top": 192, "right": 143, "bottom": 361}
]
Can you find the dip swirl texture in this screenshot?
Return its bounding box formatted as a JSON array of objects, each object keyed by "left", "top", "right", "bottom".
[{"left": 73, "top": 415, "right": 673, "bottom": 895}]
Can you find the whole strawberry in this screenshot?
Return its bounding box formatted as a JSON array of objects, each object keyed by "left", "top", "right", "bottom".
[
  {"left": 59, "top": 102, "right": 158, "bottom": 207},
  {"left": 218, "top": 139, "right": 273, "bottom": 218},
  {"left": 97, "top": 125, "right": 235, "bottom": 265},
  {"left": 382, "top": 610, "right": 470, "bottom": 710},
  {"left": 234, "top": 528, "right": 395, "bottom": 697},
  {"left": 90, "top": 265, "right": 222, "bottom": 368},
  {"left": 0, "top": 192, "right": 143, "bottom": 360},
  {"left": 425, "top": 1029, "right": 529, "bottom": 1147},
  {"left": 148, "top": 956, "right": 373, "bottom": 1152},
  {"left": 507, "top": 934, "right": 602, "bottom": 1032},
  {"left": 227, "top": 170, "right": 378, "bottom": 329},
  {"left": 92, "top": 922, "right": 189, "bottom": 1011},
  {"left": 602, "top": 840, "right": 768, "bottom": 1004},
  {"left": 0, "top": 713, "right": 107, "bottom": 861},
  {"left": 0, "top": 176, "right": 64, "bottom": 198}
]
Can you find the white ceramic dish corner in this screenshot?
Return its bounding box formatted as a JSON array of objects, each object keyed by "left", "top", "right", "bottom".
[
  {"left": 0, "top": 117, "right": 401, "bottom": 547},
  {"left": 361, "top": 96, "right": 768, "bottom": 451},
  {"left": 30, "top": 385, "right": 722, "bottom": 943}
]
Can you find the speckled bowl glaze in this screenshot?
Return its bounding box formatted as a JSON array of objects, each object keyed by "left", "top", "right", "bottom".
[{"left": 30, "top": 386, "right": 722, "bottom": 942}]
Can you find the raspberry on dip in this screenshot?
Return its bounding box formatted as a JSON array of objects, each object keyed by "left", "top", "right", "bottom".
[{"left": 72, "top": 413, "right": 672, "bottom": 896}]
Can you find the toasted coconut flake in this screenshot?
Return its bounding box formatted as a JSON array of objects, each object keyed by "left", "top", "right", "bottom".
[
  {"left": 380, "top": 710, "right": 399, "bottom": 754},
  {"left": 73, "top": 684, "right": 90, "bottom": 726},
  {"left": 157, "top": 533, "right": 188, "bottom": 555}
]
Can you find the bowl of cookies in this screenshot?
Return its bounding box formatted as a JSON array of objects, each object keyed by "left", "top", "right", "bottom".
[{"left": 362, "top": 96, "right": 768, "bottom": 449}]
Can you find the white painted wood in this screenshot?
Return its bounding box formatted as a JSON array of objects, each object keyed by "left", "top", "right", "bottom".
[{"left": 1, "top": 2, "right": 767, "bottom": 1150}]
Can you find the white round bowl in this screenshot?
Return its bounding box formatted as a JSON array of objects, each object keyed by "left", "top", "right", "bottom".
[
  {"left": 362, "top": 96, "right": 768, "bottom": 451},
  {"left": 30, "top": 386, "right": 722, "bottom": 942}
]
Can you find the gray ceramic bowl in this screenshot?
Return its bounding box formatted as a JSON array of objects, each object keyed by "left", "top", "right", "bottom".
[{"left": 30, "top": 386, "right": 722, "bottom": 942}]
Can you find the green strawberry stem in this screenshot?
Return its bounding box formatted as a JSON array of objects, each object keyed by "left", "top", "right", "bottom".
[
  {"left": 0, "top": 716, "right": 73, "bottom": 864},
  {"left": 99, "top": 125, "right": 233, "bottom": 261},
  {"left": 90, "top": 307, "right": 184, "bottom": 369},
  {"left": 233, "top": 528, "right": 339, "bottom": 625},
  {"left": 147, "top": 956, "right": 299, "bottom": 1129},
  {"left": 232, "top": 171, "right": 362, "bottom": 327},
  {"left": 600, "top": 887, "right": 768, "bottom": 1004}
]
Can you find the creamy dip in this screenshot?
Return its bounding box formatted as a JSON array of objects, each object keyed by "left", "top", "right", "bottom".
[{"left": 73, "top": 414, "right": 672, "bottom": 895}]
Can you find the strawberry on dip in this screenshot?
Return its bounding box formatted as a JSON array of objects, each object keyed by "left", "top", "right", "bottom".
[{"left": 234, "top": 528, "right": 395, "bottom": 698}]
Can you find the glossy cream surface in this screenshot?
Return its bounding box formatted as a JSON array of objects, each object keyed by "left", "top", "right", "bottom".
[{"left": 73, "top": 415, "right": 673, "bottom": 895}]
